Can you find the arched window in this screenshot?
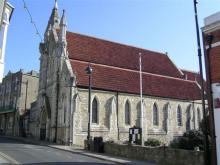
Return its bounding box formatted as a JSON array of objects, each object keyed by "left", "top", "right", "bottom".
[
  {"left": 64, "top": 104, "right": 67, "bottom": 124},
  {"left": 92, "top": 98, "right": 98, "bottom": 124},
  {"left": 186, "top": 106, "right": 191, "bottom": 131},
  {"left": 177, "top": 106, "right": 182, "bottom": 126},
  {"left": 163, "top": 104, "right": 169, "bottom": 132},
  {"left": 125, "top": 100, "right": 130, "bottom": 125},
  {"left": 197, "top": 108, "right": 201, "bottom": 128},
  {"left": 153, "top": 103, "right": 159, "bottom": 126}
]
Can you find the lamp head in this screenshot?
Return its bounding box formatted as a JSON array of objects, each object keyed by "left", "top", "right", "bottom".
[{"left": 85, "top": 65, "right": 93, "bottom": 74}]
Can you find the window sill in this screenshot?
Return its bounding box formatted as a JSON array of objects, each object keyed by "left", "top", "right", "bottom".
[{"left": 148, "top": 128, "right": 166, "bottom": 135}]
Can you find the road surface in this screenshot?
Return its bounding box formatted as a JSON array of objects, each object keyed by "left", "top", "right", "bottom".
[{"left": 0, "top": 136, "right": 116, "bottom": 165}]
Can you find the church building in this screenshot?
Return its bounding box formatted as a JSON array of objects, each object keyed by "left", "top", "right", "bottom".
[{"left": 33, "top": 1, "right": 204, "bottom": 146}]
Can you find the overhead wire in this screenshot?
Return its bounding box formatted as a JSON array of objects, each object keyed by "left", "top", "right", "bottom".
[{"left": 22, "top": 0, "right": 43, "bottom": 42}]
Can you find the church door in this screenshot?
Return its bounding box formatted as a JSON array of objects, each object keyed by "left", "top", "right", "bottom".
[{"left": 40, "top": 110, "right": 47, "bottom": 140}]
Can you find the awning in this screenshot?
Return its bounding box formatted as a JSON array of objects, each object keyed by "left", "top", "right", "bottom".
[{"left": 0, "top": 106, "right": 16, "bottom": 114}]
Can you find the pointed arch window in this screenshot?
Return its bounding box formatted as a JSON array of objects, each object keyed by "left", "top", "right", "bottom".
[
  {"left": 64, "top": 104, "right": 67, "bottom": 124},
  {"left": 163, "top": 104, "right": 168, "bottom": 132},
  {"left": 177, "top": 106, "right": 182, "bottom": 126},
  {"left": 197, "top": 108, "right": 201, "bottom": 128},
  {"left": 186, "top": 107, "right": 191, "bottom": 131},
  {"left": 92, "top": 98, "right": 98, "bottom": 124},
  {"left": 153, "top": 103, "right": 159, "bottom": 126},
  {"left": 125, "top": 100, "right": 130, "bottom": 125}
]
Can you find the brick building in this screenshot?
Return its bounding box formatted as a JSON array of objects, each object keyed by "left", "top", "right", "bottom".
[{"left": 202, "top": 11, "right": 220, "bottom": 165}]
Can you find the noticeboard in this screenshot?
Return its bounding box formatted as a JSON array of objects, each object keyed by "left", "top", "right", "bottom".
[{"left": 129, "top": 126, "right": 142, "bottom": 145}]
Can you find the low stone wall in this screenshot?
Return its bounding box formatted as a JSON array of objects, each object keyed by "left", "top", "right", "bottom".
[{"left": 104, "top": 143, "right": 204, "bottom": 165}]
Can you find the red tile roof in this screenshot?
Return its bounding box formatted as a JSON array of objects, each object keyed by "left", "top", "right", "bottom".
[
  {"left": 67, "top": 32, "right": 183, "bottom": 78},
  {"left": 65, "top": 31, "right": 202, "bottom": 100},
  {"left": 70, "top": 60, "right": 201, "bottom": 100},
  {"left": 181, "top": 69, "right": 206, "bottom": 90},
  {"left": 181, "top": 69, "right": 200, "bottom": 82}
]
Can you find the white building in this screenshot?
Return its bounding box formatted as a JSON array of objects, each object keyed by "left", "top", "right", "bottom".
[{"left": 0, "top": 1, "right": 13, "bottom": 83}]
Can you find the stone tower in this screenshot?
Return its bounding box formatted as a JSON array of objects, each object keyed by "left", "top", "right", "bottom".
[
  {"left": 38, "top": 0, "right": 61, "bottom": 141},
  {"left": 37, "top": 0, "right": 72, "bottom": 143}
]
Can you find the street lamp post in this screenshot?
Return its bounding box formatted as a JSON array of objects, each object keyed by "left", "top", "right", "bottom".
[
  {"left": 193, "top": 1, "right": 210, "bottom": 164},
  {"left": 85, "top": 64, "right": 92, "bottom": 150}
]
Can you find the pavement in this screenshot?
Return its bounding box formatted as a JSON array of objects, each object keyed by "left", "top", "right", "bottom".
[
  {"left": 0, "top": 152, "right": 11, "bottom": 164},
  {"left": 0, "top": 150, "right": 19, "bottom": 165},
  {"left": 1, "top": 135, "right": 157, "bottom": 165},
  {"left": 0, "top": 136, "right": 116, "bottom": 165}
]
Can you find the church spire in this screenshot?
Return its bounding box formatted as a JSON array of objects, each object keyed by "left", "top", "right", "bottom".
[
  {"left": 44, "top": 0, "right": 59, "bottom": 36},
  {"left": 58, "top": 10, "right": 67, "bottom": 46},
  {"left": 49, "top": 0, "right": 59, "bottom": 29},
  {"left": 60, "top": 9, "right": 67, "bottom": 28}
]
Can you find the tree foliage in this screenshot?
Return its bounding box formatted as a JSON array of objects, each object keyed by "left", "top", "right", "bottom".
[{"left": 170, "top": 130, "right": 204, "bottom": 150}]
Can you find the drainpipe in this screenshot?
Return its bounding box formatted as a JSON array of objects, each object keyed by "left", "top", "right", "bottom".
[
  {"left": 13, "top": 79, "right": 19, "bottom": 136},
  {"left": 24, "top": 81, "right": 28, "bottom": 136},
  {"left": 54, "top": 69, "right": 59, "bottom": 143},
  {"left": 69, "top": 77, "right": 74, "bottom": 145},
  {"left": 116, "top": 92, "right": 119, "bottom": 141}
]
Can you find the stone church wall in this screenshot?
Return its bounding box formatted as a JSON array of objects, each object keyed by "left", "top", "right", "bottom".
[{"left": 73, "top": 88, "right": 203, "bottom": 147}]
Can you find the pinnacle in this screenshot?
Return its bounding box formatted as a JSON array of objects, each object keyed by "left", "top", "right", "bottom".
[{"left": 55, "top": 0, "right": 58, "bottom": 9}]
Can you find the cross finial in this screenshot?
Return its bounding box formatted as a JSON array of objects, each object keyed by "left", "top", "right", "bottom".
[{"left": 55, "top": 0, "right": 58, "bottom": 9}]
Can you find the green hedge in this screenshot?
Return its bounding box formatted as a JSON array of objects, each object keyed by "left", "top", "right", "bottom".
[
  {"left": 144, "top": 138, "right": 161, "bottom": 146},
  {"left": 170, "top": 130, "right": 204, "bottom": 150}
]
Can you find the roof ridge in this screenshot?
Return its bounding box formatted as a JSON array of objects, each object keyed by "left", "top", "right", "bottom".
[
  {"left": 67, "top": 31, "right": 167, "bottom": 57},
  {"left": 181, "top": 68, "right": 200, "bottom": 74},
  {"left": 165, "top": 53, "right": 184, "bottom": 76},
  {"left": 70, "top": 59, "right": 197, "bottom": 84}
]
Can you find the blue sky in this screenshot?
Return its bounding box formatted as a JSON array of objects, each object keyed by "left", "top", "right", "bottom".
[{"left": 4, "top": 0, "right": 220, "bottom": 75}]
